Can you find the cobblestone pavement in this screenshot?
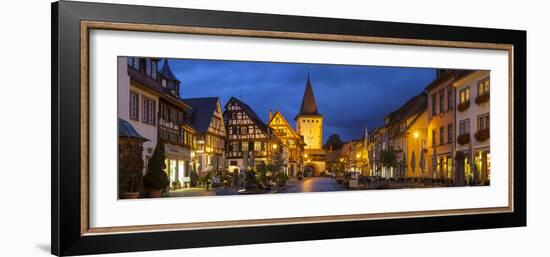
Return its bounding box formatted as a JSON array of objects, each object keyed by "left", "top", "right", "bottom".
[{"left": 277, "top": 177, "right": 344, "bottom": 193}]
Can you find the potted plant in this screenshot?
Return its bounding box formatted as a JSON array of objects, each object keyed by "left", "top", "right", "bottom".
[
  {"left": 143, "top": 139, "right": 169, "bottom": 198},
  {"left": 296, "top": 171, "right": 304, "bottom": 181},
  {"left": 190, "top": 170, "right": 198, "bottom": 187},
  {"left": 277, "top": 172, "right": 289, "bottom": 187},
  {"left": 118, "top": 139, "right": 144, "bottom": 199},
  {"left": 119, "top": 167, "right": 140, "bottom": 199},
  {"left": 457, "top": 133, "right": 470, "bottom": 145}
]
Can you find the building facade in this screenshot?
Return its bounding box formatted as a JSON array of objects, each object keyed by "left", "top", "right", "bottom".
[
  {"left": 383, "top": 93, "right": 427, "bottom": 178},
  {"left": 224, "top": 97, "right": 283, "bottom": 173},
  {"left": 295, "top": 74, "right": 326, "bottom": 175},
  {"left": 426, "top": 70, "right": 458, "bottom": 180},
  {"left": 118, "top": 57, "right": 199, "bottom": 188},
  {"left": 183, "top": 97, "right": 227, "bottom": 178},
  {"left": 454, "top": 70, "right": 490, "bottom": 186},
  {"left": 268, "top": 111, "right": 305, "bottom": 176}
]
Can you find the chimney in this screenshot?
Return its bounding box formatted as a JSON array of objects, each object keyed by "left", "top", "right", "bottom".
[{"left": 269, "top": 109, "right": 273, "bottom": 120}]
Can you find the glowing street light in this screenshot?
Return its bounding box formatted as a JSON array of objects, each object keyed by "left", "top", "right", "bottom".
[{"left": 413, "top": 131, "right": 419, "bottom": 139}]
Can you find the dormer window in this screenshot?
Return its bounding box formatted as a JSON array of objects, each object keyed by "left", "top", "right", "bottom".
[
  {"left": 162, "top": 79, "right": 167, "bottom": 87},
  {"left": 145, "top": 59, "right": 151, "bottom": 77},
  {"left": 127, "top": 57, "right": 139, "bottom": 70},
  {"left": 151, "top": 61, "right": 157, "bottom": 79}
]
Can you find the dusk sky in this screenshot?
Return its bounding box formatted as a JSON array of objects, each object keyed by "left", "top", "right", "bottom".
[{"left": 166, "top": 59, "right": 436, "bottom": 143}]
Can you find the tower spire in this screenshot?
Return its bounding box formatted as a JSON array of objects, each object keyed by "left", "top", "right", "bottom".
[{"left": 297, "top": 72, "right": 321, "bottom": 117}]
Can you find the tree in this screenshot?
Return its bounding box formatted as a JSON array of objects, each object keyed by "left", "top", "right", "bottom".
[
  {"left": 271, "top": 152, "right": 288, "bottom": 186},
  {"left": 143, "top": 139, "right": 169, "bottom": 191},
  {"left": 324, "top": 134, "right": 344, "bottom": 151},
  {"left": 380, "top": 149, "right": 397, "bottom": 169},
  {"left": 271, "top": 152, "right": 286, "bottom": 174},
  {"left": 255, "top": 162, "right": 269, "bottom": 187},
  {"left": 118, "top": 139, "right": 144, "bottom": 193}
]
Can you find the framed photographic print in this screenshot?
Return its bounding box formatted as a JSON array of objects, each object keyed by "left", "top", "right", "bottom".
[{"left": 51, "top": 1, "right": 526, "bottom": 256}]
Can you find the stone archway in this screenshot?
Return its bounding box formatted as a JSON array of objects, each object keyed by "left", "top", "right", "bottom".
[{"left": 304, "top": 163, "right": 319, "bottom": 177}]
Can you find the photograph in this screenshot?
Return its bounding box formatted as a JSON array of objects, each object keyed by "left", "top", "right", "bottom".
[{"left": 117, "top": 57, "right": 491, "bottom": 199}]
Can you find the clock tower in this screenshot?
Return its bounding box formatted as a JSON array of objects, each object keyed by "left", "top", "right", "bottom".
[{"left": 295, "top": 73, "right": 326, "bottom": 175}]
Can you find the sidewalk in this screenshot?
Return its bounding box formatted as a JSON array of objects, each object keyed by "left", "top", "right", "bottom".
[
  {"left": 166, "top": 187, "right": 216, "bottom": 197},
  {"left": 166, "top": 178, "right": 308, "bottom": 197}
]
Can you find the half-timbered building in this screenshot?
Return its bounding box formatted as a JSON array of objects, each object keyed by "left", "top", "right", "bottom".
[
  {"left": 157, "top": 59, "right": 197, "bottom": 187},
  {"left": 224, "top": 97, "right": 282, "bottom": 173},
  {"left": 268, "top": 111, "right": 305, "bottom": 176},
  {"left": 183, "top": 97, "right": 227, "bottom": 177}
]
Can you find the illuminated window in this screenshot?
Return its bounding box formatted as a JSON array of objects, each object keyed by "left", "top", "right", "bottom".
[
  {"left": 478, "top": 78, "right": 490, "bottom": 96},
  {"left": 242, "top": 142, "right": 249, "bottom": 151},
  {"left": 254, "top": 142, "right": 262, "bottom": 151},
  {"left": 459, "top": 87, "right": 470, "bottom": 104}
]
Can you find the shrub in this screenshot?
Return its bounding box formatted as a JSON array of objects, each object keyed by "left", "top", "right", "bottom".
[
  {"left": 277, "top": 172, "right": 289, "bottom": 186},
  {"left": 143, "top": 139, "right": 169, "bottom": 191},
  {"left": 190, "top": 170, "right": 198, "bottom": 187}
]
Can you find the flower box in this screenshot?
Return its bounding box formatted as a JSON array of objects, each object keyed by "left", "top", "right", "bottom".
[
  {"left": 457, "top": 100, "right": 470, "bottom": 112},
  {"left": 475, "top": 93, "right": 490, "bottom": 105},
  {"left": 474, "top": 129, "right": 490, "bottom": 142},
  {"left": 457, "top": 133, "right": 470, "bottom": 145}
]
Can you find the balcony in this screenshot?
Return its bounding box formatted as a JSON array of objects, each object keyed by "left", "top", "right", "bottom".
[
  {"left": 474, "top": 129, "right": 490, "bottom": 142},
  {"left": 457, "top": 133, "right": 470, "bottom": 145}
]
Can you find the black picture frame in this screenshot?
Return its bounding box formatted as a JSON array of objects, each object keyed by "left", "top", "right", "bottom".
[{"left": 51, "top": 1, "right": 526, "bottom": 256}]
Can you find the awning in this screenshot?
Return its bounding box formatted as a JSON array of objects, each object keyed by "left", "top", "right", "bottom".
[{"left": 118, "top": 118, "right": 149, "bottom": 141}]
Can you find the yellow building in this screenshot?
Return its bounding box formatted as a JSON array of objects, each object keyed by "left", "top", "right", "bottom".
[
  {"left": 295, "top": 74, "right": 326, "bottom": 176},
  {"left": 426, "top": 70, "right": 459, "bottom": 181},
  {"left": 268, "top": 111, "right": 305, "bottom": 176}
]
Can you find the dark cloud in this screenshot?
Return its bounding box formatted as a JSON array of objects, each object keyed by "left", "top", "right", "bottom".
[{"left": 167, "top": 59, "right": 435, "bottom": 143}]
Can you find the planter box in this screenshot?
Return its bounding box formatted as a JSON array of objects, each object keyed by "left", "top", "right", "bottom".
[
  {"left": 474, "top": 129, "right": 490, "bottom": 141},
  {"left": 475, "top": 93, "right": 490, "bottom": 105},
  {"left": 457, "top": 133, "right": 470, "bottom": 145},
  {"left": 457, "top": 100, "right": 470, "bottom": 112}
]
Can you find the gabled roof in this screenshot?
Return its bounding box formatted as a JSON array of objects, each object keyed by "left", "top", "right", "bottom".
[
  {"left": 118, "top": 118, "right": 149, "bottom": 141},
  {"left": 425, "top": 69, "right": 469, "bottom": 92},
  {"left": 225, "top": 97, "right": 270, "bottom": 133},
  {"left": 159, "top": 59, "right": 178, "bottom": 82},
  {"left": 182, "top": 97, "right": 220, "bottom": 133},
  {"left": 268, "top": 111, "right": 301, "bottom": 139},
  {"left": 385, "top": 92, "right": 427, "bottom": 128},
  {"left": 297, "top": 73, "right": 322, "bottom": 118}
]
